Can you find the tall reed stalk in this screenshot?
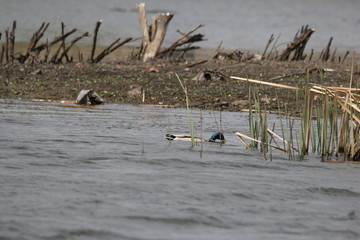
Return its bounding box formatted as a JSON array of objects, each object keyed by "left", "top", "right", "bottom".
[
  {"left": 300, "top": 69, "right": 314, "bottom": 156},
  {"left": 275, "top": 91, "right": 287, "bottom": 151},
  {"left": 260, "top": 105, "right": 269, "bottom": 154},
  {"left": 327, "top": 97, "right": 338, "bottom": 155},
  {"left": 321, "top": 94, "right": 329, "bottom": 156},
  {"left": 175, "top": 73, "right": 195, "bottom": 148},
  {"left": 337, "top": 97, "right": 350, "bottom": 157},
  {"left": 248, "top": 87, "right": 259, "bottom": 149}
]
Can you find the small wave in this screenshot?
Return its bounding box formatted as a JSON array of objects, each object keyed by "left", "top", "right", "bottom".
[
  {"left": 28, "top": 162, "right": 68, "bottom": 168},
  {"left": 241, "top": 163, "right": 285, "bottom": 171},
  {"left": 124, "top": 215, "right": 230, "bottom": 229},
  {"left": 318, "top": 226, "right": 360, "bottom": 239},
  {"left": 87, "top": 157, "right": 113, "bottom": 161},
  {"left": 332, "top": 210, "right": 358, "bottom": 221},
  {"left": 3, "top": 165, "right": 23, "bottom": 170},
  {"left": 47, "top": 229, "right": 134, "bottom": 240},
  {"left": 10, "top": 145, "right": 31, "bottom": 151},
  {"left": 231, "top": 192, "right": 261, "bottom": 201},
  {"left": 306, "top": 187, "right": 360, "bottom": 197}
]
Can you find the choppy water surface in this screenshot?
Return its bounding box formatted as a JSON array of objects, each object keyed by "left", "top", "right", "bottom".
[
  {"left": 1, "top": 99, "right": 360, "bottom": 240},
  {"left": 1, "top": 0, "right": 360, "bottom": 50}
]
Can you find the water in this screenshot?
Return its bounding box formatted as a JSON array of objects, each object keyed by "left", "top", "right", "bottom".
[
  {"left": 1, "top": 99, "right": 360, "bottom": 240},
  {"left": 1, "top": 0, "right": 360, "bottom": 51}
]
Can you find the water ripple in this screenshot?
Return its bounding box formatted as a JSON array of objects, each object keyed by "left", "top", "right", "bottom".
[
  {"left": 124, "top": 215, "right": 231, "bottom": 229},
  {"left": 305, "top": 187, "right": 360, "bottom": 197}
]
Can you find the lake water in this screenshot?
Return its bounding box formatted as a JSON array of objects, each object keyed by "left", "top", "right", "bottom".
[
  {"left": 1, "top": 99, "right": 360, "bottom": 240},
  {"left": 1, "top": 0, "right": 360, "bottom": 51}
]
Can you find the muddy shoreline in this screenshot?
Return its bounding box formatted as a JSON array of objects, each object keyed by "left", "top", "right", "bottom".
[{"left": 0, "top": 57, "right": 356, "bottom": 114}]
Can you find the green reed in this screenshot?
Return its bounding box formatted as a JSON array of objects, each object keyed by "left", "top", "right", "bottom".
[
  {"left": 248, "top": 87, "right": 259, "bottom": 149},
  {"left": 327, "top": 98, "right": 338, "bottom": 156},
  {"left": 275, "top": 90, "right": 288, "bottom": 151},
  {"left": 236, "top": 62, "right": 360, "bottom": 161}
]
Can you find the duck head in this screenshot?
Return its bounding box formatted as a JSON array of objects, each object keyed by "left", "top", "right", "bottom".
[
  {"left": 209, "top": 132, "right": 226, "bottom": 143},
  {"left": 166, "top": 134, "right": 176, "bottom": 141}
]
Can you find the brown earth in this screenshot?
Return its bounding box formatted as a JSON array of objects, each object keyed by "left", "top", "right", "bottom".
[{"left": 0, "top": 56, "right": 358, "bottom": 115}]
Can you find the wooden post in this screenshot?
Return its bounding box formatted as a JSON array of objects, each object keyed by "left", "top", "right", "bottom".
[{"left": 137, "top": 3, "right": 173, "bottom": 62}]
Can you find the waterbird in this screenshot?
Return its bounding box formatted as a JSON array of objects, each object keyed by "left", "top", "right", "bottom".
[{"left": 166, "top": 132, "right": 226, "bottom": 144}]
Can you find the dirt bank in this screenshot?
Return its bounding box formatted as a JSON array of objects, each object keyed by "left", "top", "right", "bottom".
[{"left": 0, "top": 58, "right": 357, "bottom": 114}]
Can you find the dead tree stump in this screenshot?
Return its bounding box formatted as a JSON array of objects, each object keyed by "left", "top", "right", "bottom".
[
  {"left": 137, "top": 3, "right": 173, "bottom": 62},
  {"left": 279, "top": 25, "right": 315, "bottom": 61}
]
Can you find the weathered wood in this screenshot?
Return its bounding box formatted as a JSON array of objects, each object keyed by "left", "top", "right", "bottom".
[
  {"left": 185, "top": 59, "right": 208, "bottom": 68},
  {"left": 137, "top": 3, "right": 173, "bottom": 62},
  {"left": 26, "top": 23, "right": 50, "bottom": 55},
  {"left": 17, "top": 22, "right": 50, "bottom": 63},
  {"left": 262, "top": 34, "right": 274, "bottom": 60},
  {"left": 341, "top": 50, "right": 350, "bottom": 63},
  {"left": 35, "top": 28, "right": 76, "bottom": 52},
  {"left": 55, "top": 32, "right": 90, "bottom": 63},
  {"left": 87, "top": 20, "right": 133, "bottom": 63},
  {"left": 90, "top": 20, "right": 102, "bottom": 62},
  {"left": 0, "top": 32, "right": 2, "bottom": 63},
  {"left": 5, "top": 29, "right": 9, "bottom": 62},
  {"left": 50, "top": 23, "right": 66, "bottom": 63},
  {"left": 0, "top": 45, "right": 4, "bottom": 64},
  {"left": 319, "top": 37, "right": 333, "bottom": 61},
  {"left": 1, "top": 20, "right": 132, "bottom": 64},
  {"left": 78, "top": 50, "right": 83, "bottom": 62},
  {"left": 75, "top": 90, "right": 104, "bottom": 105},
  {"left": 18, "top": 24, "right": 76, "bottom": 63},
  {"left": 93, "top": 37, "right": 122, "bottom": 63},
  {"left": 158, "top": 24, "right": 205, "bottom": 58},
  {"left": 212, "top": 49, "right": 243, "bottom": 61},
  {"left": 309, "top": 49, "right": 314, "bottom": 61},
  {"left": 330, "top": 48, "right": 337, "bottom": 62},
  {"left": 43, "top": 39, "right": 50, "bottom": 63},
  {"left": 279, "top": 25, "right": 315, "bottom": 61},
  {"left": 266, "top": 34, "right": 281, "bottom": 60},
  {"left": 9, "top": 21, "right": 16, "bottom": 63},
  {"left": 93, "top": 37, "right": 133, "bottom": 63},
  {"left": 60, "top": 23, "right": 70, "bottom": 62}
]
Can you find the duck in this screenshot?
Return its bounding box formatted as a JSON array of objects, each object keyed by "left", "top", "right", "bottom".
[{"left": 166, "top": 132, "right": 226, "bottom": 144}]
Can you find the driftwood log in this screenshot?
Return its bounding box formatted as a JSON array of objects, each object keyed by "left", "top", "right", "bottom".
[{"left": 137, "top": 3, "right": 174, "bottom": 62}]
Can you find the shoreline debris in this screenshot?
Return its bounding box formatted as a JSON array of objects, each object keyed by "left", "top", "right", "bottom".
[{"left": 75, "top": 89, "right": 104, "bottom": 105}]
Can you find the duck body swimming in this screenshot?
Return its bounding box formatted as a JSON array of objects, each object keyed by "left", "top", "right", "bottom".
[{"left": 166, "top": 132, "right": 226, "bottom": 144}]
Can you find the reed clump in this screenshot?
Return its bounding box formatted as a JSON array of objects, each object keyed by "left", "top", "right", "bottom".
[{"left": 231, "top": 57, "right": 360, "bottom": 161}]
